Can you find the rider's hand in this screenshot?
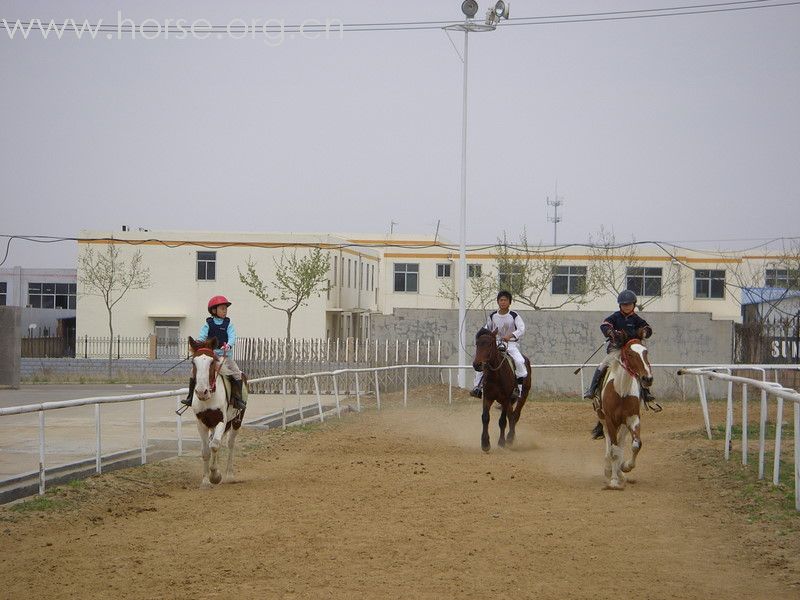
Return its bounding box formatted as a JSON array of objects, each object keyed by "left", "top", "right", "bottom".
[
  {"left": 502, "top": 334, "right": 513, "bottom": 342},
  {"left": 221, "top": 343, "right": 230, "bottom": 352}
]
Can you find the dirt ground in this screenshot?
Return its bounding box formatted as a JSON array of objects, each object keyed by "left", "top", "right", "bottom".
[{"left": 1, "top": 387, "right": 798, "bottom": 600}]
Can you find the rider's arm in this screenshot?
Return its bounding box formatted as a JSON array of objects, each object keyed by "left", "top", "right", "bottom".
[
  {"left": 511, "top": 314, "right": 525, "bottom": 341},
  {"left": 225, "top": 322, "right": 236, "bottom": 348},
  {"left": 197, "top": 321, "right": 210, "bottom": 343}
]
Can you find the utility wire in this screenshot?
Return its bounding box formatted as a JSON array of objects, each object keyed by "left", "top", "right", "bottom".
[{"left": 8, "top": 1, "right": 799, "bottom": 35}]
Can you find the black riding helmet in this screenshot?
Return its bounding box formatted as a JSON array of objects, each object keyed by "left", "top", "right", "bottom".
[{"left": 617, "top": 289, "right": 637, "bottom": 305}]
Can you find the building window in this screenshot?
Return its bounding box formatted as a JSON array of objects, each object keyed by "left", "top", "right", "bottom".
[
  {"left": 695, "top": 269, "right": 726, "bottom": 299},
  {"left": 0, "top": 281, "right": 6, "bottom": 306},
  {"left": 360, "top": 262, "right": 364, "bottom": 290},
  {"left": 347, "top": 259, "right": 352, "bottom": 288},
  {"left": 765, "top": 268, "right": 800, "bottom": 289},
  {"left": 197, "top": 251, "right": 216, "bottom": 281},
  {"left": 333, "top": 256, "right": 338, "bottom": 287},
  {"left": 436, "top": 263, "right": 452, "bottom": 278},
  {"left": 626, "top": 267, "right": 662, "bottom": 297},
  {"left": 551, "top": 266, "right": 587, "bottom": 295},
  {"left": 498, "top": 265, "right": 525, "bottom": 292},
  {"left": 28, "top": 282, "right": 76, "bottom": 309},
  {"left": 394, "top": 263, "right": 419, "bottom": 293},
  {"left": 468, "top": 264, "right": 482, "bottom": 278}
]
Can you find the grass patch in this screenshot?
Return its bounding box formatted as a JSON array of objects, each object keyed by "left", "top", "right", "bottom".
[
  {"left": 687, "top": 446, "right": 800, "bottom": 531},
  {"left": 10, "top": 495, "right": 70, "bottom": 513}
]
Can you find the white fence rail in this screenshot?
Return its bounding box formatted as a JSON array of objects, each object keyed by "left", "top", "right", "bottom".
[
  {"left": 2, "top": 362, "right": 798, "bottom": 510},
  {"left": 678, "top": 366, "right": 800, "bottom": 511}
]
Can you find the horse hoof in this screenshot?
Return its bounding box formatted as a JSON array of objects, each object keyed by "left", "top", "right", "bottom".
[
  {"left": 210, "top": 471, "right": 222, "bottom": 485},
  {"left": 200, "top": 480, "right": 212, "bottom": 490},
  {"left": 604, "top": 481, "right": 625, "bottom": 491},
  {"left": 498, "top": 439, "right": 506, "bottom": 448},
  {"left": 481, "top": 444, "right": 490, "bottom": 453}
]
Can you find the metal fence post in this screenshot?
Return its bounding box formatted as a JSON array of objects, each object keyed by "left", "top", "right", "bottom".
[
  {"left": 95, "top": 403, "right": 102, "bottom": 474},
  {"left": 773, "top": 396, "right": 784, "bottom": 485},
  {"left": 140, "top": 399, "right": 147, "bottom": 465},
  {"left": 38, "top": 411, "right": 46, "bottom": 495},
  {"left": 333, "top": 373, "right": 341, "bottom": 418},
  {"left": 403, "top": 367, "right": 408, "bottom": 407},
  {"left": 374, "top": 370, "right": 381, "bottom": 410},
  {"left": 313, "top": 375, "right": 324, "bottom": 423}
]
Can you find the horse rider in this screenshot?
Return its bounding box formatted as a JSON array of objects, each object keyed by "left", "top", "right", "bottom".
[
  {"left": 583, "top": 289, "right": 654, "bottom": 439},
  {"left": 181, "top": 295, "right": 246, "bottom": 410},
  {"left": 470, "top": 290, "right": 528, "bottom": 401}
]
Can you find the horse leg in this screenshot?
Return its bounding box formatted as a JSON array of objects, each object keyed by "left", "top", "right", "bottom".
[
  {"left": 507, "top": 396, "right": 527, "bottom": 447},
  {"left": 196, "top": 422, "right": 212, "bottom": 489},
  {"left": 604, "top": 422, "right": 625, "bottom": 490},
  {"left": 498, "top": 402, "right": 508, "bottom": 448},
  {"left": 621, "top": 414, "right": 642, "bottom": 474},
  {"left": 481, "top": 398, "right": 492, "bottom": 452},
  {"left": 206, "top": 422, "right": 225, "bottom": 485},
  {"left": 224, "top": 428, "right": 238, "bottom": 482}
]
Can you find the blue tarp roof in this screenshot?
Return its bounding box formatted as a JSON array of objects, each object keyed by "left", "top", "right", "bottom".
[{"left": 742, "top": 287, "right": 800, "bottom": 305}]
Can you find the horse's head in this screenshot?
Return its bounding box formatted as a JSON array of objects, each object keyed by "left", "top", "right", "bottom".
[
  {"left": 620, "top": 339, "right": 653, "bottom": 388},
  {"left": 472, "top": 328, "right": 498, "bottom": 372},
  {"left": 188, "top": 336, "right": 221, "bottom": 399}
]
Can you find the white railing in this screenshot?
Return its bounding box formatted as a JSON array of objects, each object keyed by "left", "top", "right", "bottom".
[
  {"left": 3, "top": 362, "right": 798, "bottom": 510},
  {"left": 0, "top": 364, "right": 473, "bottom": 499},
  {"left": 677, "top": 367, "right": 800, "bottom": 511}
]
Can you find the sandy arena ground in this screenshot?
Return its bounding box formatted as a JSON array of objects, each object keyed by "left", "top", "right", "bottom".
[{"left": 1, "top": 387, "right": 798, "bottom": 600}]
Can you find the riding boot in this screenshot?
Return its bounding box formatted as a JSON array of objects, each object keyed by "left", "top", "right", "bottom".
[
  {"left": 230, "top": 377, "right": 246, "bottom": 410},
  {"left": 591, "top": 421, "right": 605, "bottom": 440},
  {"left": 583, "top": 366, "right": 607, "bottom": 399},
  {"left": 469, "top": 387, "right": 483, "bottom": 399},
  {"left": 180, "top": 378, "right": 196, "bottom": 407},
  {"left": 641, "top": 386, "right": 656, "bottom": 403}
]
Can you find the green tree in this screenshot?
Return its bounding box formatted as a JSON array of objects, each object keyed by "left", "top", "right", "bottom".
[
  {"left": 238, "top": 248, "right": 331, "bottom": 342},
  {"left": 78, "top": 242, "right": 151, "bottom": 378}
]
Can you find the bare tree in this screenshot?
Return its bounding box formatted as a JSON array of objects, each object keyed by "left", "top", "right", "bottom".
[
  {"left": 588, "top": 227, "right": 680, "bottom": 309},
  {"left": 78, "top": 242, "right": 151, "bottom": 378},
  {"left": 238, "top": 248, "right": 331, "bottom": 342},
  {"left": 496, "top": 231, "right": 599, "bottom": 311},
  {"left": 438, "top": 232, "right": 601, "bottom": 311}
]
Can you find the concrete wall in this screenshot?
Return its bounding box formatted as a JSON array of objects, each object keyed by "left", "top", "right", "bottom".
[
  {"left": 371, "top": 308, "right": 734, "bottom": 397},
  {"left": 20, "top": 358, "right": 186, "bottom": 382},
  {"left": 0, "top": 307, "right": 21, "bottom": 388}
]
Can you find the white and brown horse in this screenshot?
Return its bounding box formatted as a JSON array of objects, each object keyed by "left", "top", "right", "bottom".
[
  {"left": 188, "top": 336, "right": 245, "bottom": 488},
  {"left": 597, "top": 338, "right": 653, "bottom": 490}
]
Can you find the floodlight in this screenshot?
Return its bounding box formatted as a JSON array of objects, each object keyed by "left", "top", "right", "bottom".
[
  {"left": 494, "top": 1, "right": 510, "bottom": 20},
  {"left": 461, "top": 0, "right": 479, "bottom": 18}
]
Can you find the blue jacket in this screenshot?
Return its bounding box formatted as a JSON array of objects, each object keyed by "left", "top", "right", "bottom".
[
  {"left": 198, "top": 317, "right": 236, "bottom": 357},
  {"left": 600, "top": 311, "right": 652, "bottom": 345}
]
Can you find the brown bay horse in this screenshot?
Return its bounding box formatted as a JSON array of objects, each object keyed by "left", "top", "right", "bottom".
[
  {"left": 473, "top": 328, "right": 532, "bottom": 452},
  {"left": 597, "top": 338, "right": 653, "bottom": 490}
]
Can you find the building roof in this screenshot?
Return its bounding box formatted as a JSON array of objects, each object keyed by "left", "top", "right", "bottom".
[{"left": 742, "top": 287, "right": 800, "bottom": 305}]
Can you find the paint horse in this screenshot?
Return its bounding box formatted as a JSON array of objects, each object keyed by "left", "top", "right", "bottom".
[
  {"left": 473, "top": 328, "right": 532, "bottom": 452},
  {"left": 188, "top": 336, "right": 246, "bottom": 488},
  {"left": 597, "top": 338, "right": 653, "bottom": 490}
]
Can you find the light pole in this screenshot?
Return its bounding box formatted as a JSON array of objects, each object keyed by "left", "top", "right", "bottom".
[{"left": 445, "top": 1, "right": 510, "bottom": 387}]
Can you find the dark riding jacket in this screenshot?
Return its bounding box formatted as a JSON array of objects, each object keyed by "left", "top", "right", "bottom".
[{"left": 601, "top": 311, "right": 652, "bottom": 351}]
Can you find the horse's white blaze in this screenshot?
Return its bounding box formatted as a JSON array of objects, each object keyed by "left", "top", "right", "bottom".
[
  {"left": 630, "top": 343, "right": 651, "bottom": 378},
  {"left": 193, "top": 354, "right": 215, "bottom": 398}
]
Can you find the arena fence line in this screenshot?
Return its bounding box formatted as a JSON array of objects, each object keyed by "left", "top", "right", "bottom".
[
  {"left": 1, "top": 363, "right": 798, "bottom": 509},
  {"left": 678, "top": 367, "right": 800, "bottom": 511}
]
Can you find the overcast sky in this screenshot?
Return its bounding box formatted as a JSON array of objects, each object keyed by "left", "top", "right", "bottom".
[{"left": 2, "top": 0, "right": 799, "bottom": 269}]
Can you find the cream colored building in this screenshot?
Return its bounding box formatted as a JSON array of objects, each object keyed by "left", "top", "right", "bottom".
[{"left": 76, "top": 229, "right": 793, "bottom": 343}]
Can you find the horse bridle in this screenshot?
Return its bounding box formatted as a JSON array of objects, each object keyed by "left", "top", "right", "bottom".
[
  {"left": 478, "top": 335, "right": 506, "bottom": 373},
  {"left": 193, "top": 348, "right": 221, "bottom": 393}
]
